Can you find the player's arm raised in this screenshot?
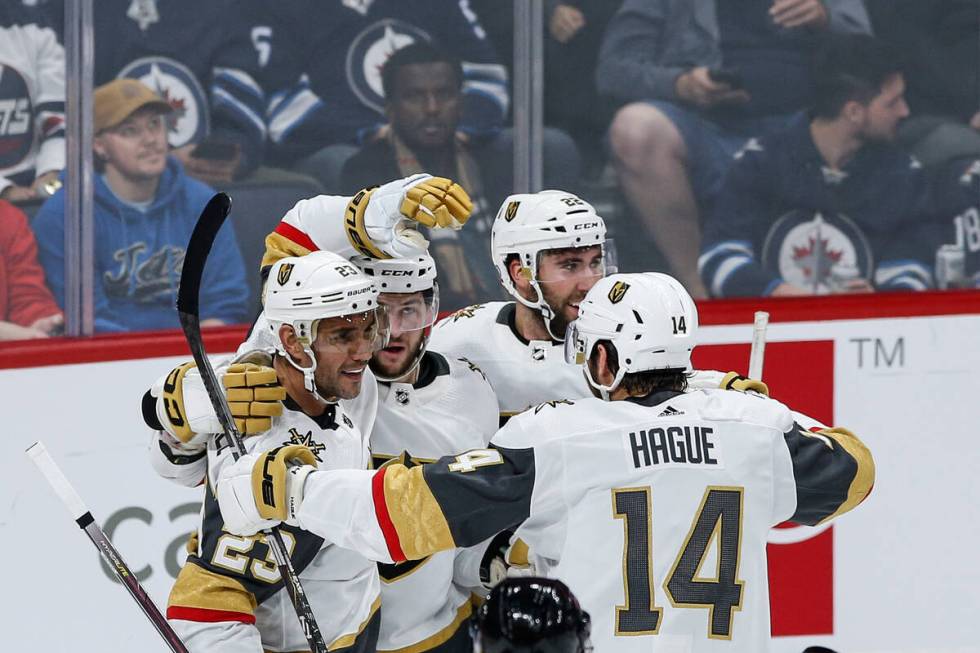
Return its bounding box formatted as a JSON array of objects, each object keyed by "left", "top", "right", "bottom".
[{"left": 261, "top": 174, "right": 473, "bottom": 276}]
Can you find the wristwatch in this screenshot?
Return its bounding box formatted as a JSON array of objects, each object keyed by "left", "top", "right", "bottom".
[{"left": 42, "top": 178, "right": 63, "bottom": 197}]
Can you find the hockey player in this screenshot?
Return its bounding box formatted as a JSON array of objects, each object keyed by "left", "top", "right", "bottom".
[
  {"left": 150, "top": 251, "right": 390, "bottom": 652},
  {"left": 354, "top": 254, "right": 500, "bottom": 653},
  {"left": 429, "top": 189, "right": 613, "bottom": 422},
  {"left": 470, "top": 578, "right": 592, "bottom": 653},
  {"left": 215, "top": 271, "right": 876, "bottom": 652}
]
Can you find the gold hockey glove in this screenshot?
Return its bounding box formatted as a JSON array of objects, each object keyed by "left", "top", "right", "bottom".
[
  {"left": 720, "top": 371, "right": 769, "bottom": 396},
  {"left": 223, "top": 363, "right": 286, "bottom": 435}
]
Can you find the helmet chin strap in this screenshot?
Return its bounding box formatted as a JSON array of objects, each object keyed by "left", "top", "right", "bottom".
[
  {"left": 283, "top": 345, "right": 334, "bottom": 404},
  {"left": 515, "top": 278, "right": 565, "bottom": 342},
  {"left": 583, "top": 352, "right": 623, "bottom": 402}
]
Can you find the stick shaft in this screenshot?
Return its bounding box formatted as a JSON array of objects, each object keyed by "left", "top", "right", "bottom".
[
  {"left": 27, "top": 442, "right": 189, "bottom": 653},
  {"left": 748, "top": 311, "right": 769, "bottom": 381}
]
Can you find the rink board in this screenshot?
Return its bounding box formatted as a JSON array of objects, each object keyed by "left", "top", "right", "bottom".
[{"left": 1, "top": 294, "right": 978, "bottom": 652}]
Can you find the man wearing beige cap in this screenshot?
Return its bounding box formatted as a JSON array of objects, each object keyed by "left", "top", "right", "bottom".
[{"left": 32, "top": 78, "right": 248, "bottom": 332}]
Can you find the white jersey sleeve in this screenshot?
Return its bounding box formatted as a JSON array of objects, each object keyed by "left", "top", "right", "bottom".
[{"left": 262, "top": 194, "right": 359, "bottom": 269}]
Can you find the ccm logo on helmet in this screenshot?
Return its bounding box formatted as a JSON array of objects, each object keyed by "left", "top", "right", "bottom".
[
  {"left": 574, "top": 222, "right": 600, "bottom": 230},
  {"left": 608, "top": 281, "right": 630, "bottom": 304},
  {"left": 381, "top": 270, "right": 414, "bottom": 276}
]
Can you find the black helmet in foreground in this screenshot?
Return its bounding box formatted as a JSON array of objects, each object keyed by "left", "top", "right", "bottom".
[{"left": 471, "top": 578, "right": 592, "bottom": 653}]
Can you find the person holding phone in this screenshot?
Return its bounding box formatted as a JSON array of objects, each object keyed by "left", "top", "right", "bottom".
[{"left": 598, "top": 0, "right": 870, "bottom": 299}]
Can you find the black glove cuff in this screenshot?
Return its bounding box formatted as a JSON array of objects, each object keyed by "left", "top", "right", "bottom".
[{"left": 142, "top": 389, "right": 164, "bottom": 431}]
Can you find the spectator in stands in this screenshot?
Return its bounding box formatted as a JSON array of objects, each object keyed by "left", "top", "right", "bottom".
[
  {"left": 45, "top": 0, "right": 268, "bottom": 184},
  {"left": 866, "top": 0, "right": 980, "bottom": 168},
  {"left": 0, "top": 3, "right": 65, "bottom": 204},
  {"left": 243, "top": 0, "right": 508, "bottom": 193},
  {"left": 698, "top": 35, "right": 958, "bottom": 298},
  {"left": 598, "top": 0, "right": 870, "bottom": 297},
  {"left": 0, "top": 199, "right": 62, "bottom": 340},
  {"left": 340, "top": 43, "right": 504, "bottom": 310},
  {"left": 32, "top": 79, "right": 248, "bottom": 332},
  {"left": 544, "top": 1, "right": 623, "bottom": 176}
]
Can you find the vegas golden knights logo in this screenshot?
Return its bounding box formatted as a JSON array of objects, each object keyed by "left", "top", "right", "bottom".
[
  {"left": 608, "top": 281, "right": 630, "bottom": 304},
  {"left": 504, "top": 201, "right": 521, "bottom": 222},
  {"left": 277, "top": 263, "right": 294, "bottom": 286}
]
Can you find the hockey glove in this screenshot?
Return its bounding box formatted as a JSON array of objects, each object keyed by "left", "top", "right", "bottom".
[
  {"left": 223, "top": 363, "right": 287, "bottom": 433},
  {"left": 720, "top": 371, "right": 769, "bottom": 396},
  {"left": 152, "top": 362, "right": 285, "bottom": 448},
  {"left": 345, "top": 174, "right": 473, "bottom": 259},
  {"left": 216, "top": 445, "right": 318, "bottom": 536},
  {"left": 479, "top": 532, "right": 536, "bottom": 590}
]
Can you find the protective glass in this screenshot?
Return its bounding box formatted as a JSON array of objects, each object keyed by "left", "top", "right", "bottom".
[
  {"left": 311, "top": 305, "right": 390, "bottom": 354},
  {"left": 378, "top": 286, "right": 440, "bottom": 334},
  {"left": 536, "top": 240, "right": 618, "bottom": 285}
]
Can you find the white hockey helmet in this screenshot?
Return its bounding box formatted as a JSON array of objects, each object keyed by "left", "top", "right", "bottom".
[
  {"left": 351, "top": 254, "right": 440, "bottom": 381},
  {"left": 491, "top": 190, "right": 613, "bottom": 340},
  {"left": 564, "top": 272, "right": 698, "bottom": 397},
  {"left": 264, "top": 251, "right": 388, "bottom": 398}
]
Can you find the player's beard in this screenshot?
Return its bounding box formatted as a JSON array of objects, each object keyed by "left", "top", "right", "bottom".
[
  {"left": 539, "top": 283, "right": 588, "bottom": 340},
  {"left": 370, "top": 330, "right": 425, "bottom": 381}
]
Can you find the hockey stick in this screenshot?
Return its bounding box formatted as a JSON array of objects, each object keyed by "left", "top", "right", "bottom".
[
  {"left": 26, "top": 441, "right": 190, "bottom": 653},
  {"left": 176, "top": 193, "right": 328, "bottom": 653},
  {"left": 748, "top": 310, "right": 770, "bottom": 381}
]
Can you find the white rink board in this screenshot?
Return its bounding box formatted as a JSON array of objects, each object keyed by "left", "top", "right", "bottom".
[{"left": 1, "top": 313, "right": 979, "bottom": 651}]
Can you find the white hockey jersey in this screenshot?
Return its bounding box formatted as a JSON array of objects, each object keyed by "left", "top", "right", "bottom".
[
  {"left": 294, "top": 388, "right": 875, "bottom": 653},
  {"left": 429, "top": 302, "right": 589, "bottom": 421},
  {"left": 0, "top": 7, "right": 65, "bottom": 193},
  {"left": 149, "top": 313, "right": 379, "bottom": 487},
  {"left": 371, "top": 351, "right": 498, "bottom": 652},
  {"left": 167, "top": 397, "right": 380, "bottom": 652}
]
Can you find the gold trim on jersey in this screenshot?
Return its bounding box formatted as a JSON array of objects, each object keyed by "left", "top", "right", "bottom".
[
  {"left": 383, "top": 465, "right": 456, "bottom": 559},
  {"left": 168, "top": 560, "right": 257, "bottom": 616},
  {"left": 612, "top": 486, "right": 663, "bottom": 636},
  {"left": 328, "top": 595, "right": 382, "bottom": 651},
  {"left": 378, "top": 599, "right": 473, "bottom": 653},
  {"left": 813, "top": 427, "right": 876, "bottom": 525},
  {"left": 507, "top": 538, "right": 531, "bottom": 567},
  {"left": 262, "top": 232, "right": 312, "bottom": 270}
]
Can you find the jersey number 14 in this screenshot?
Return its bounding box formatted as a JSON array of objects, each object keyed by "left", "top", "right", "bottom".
[{"left": 612, "top": 486, "right": 744, "bottom": 640}]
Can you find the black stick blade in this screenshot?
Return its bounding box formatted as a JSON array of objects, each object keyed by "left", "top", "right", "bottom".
[{"left": 178, "top": 192, "right": 232, "bottom": 316}]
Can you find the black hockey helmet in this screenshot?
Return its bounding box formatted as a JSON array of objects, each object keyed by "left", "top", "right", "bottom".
[{"left": 471, "top": 578, "right": 591, "bottom": 653}]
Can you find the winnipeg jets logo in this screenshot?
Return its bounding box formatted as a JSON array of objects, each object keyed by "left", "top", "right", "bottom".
[
  {"left": 118, "top": 58, "right": 209, "bottom": 147},
  {"left": 286, "top": 428, "right": 327, "bottom": 463},
  {"left": 762, "top": 210, "right": 872, "bottom": 294},
  {"left": 347, "top": 20, "right": 431, "bottom": 113}
]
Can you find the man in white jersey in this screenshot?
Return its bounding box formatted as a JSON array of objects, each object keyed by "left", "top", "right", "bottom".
[
  {"left": 429, "top": 190, "right": 612, "bottom": 422},
  {"left": 145, "top": 181, "right": 498, "bottom": 651},
  {"left": 215, "top": 272, "right": 876, "bottom": 653},
  {"left": 145, "top": 251, "right": 390, "bottom": 653},
  {"left": 354, "top": 254, "right": 499, "bottom": 653}
]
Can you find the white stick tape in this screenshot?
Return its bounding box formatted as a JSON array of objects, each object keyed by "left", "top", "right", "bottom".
[
  {"left": 748, "top": 311, "right": 770, "bottom": 381},
  {"left": 26, "top": 441, "right": 89, "bottom": 521}
]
